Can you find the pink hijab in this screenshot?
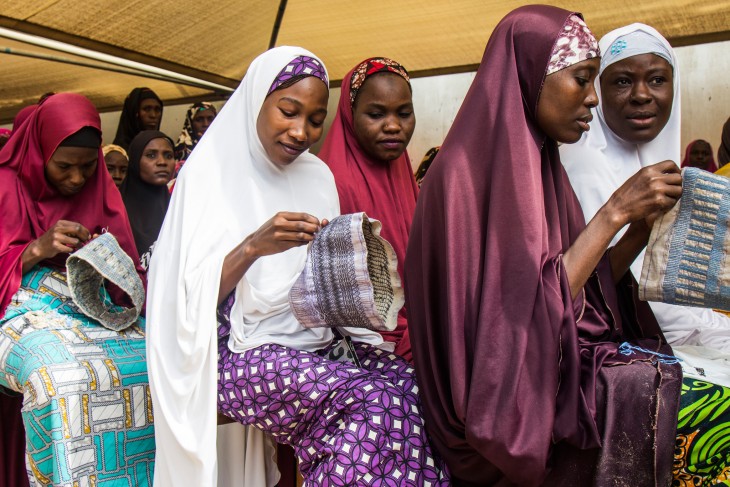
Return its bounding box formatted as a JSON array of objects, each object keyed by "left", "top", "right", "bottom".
[
  {"left": 0, "top": 93, "right": 143, "bottom": 316},
  {"left": 319, "top": 58, "right": 418, "bottom": 360}
]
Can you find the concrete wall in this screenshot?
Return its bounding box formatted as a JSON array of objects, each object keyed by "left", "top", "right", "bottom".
[{"left": 6, "top": 39, "right": 729, "bottom": 166}]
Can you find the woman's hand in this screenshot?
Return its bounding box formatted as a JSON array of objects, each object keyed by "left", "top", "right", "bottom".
[
  {"left": 563, "top": 161, "right": 682, "bottom": 298},
  {"left": 244, "top": 212, "right": 324, "bottom": 259},
  {"left": 21, "top": 220, "right": 91, "bottom": 273},
  {"left": 217, "top": 212, "right": 327, "bottom": 304},
  {"left": 604, "top": 160, "right": 682, "bottom": 229}
]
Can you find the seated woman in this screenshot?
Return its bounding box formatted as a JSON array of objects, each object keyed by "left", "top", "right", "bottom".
[
  {"left": 121, "top": 131, "right": 175, "bottom": 269},
  {"left": 319, "top": 58, "right": 418, "bottom": 361},
  {"left": 682, "top": 139, "right": 717, "bottom": 172},
  {"left": 0, "top": 93, "right": 154, "bottom": 486},
  {"left": 147, "top": 46, "right": 449, "bottom": 486},
  {"left": 113, "top": 87, "right": 163, "bottom": 151},
  {"left": 174, "top": 102, "right": 217, "bottom": 169},
  {"left": 561, "top": 25, "right": 730, "bottom": 376},
  {"left": 406, "top": 6, "right": 728, "bottom": 485},
  {"left": 102, "top": 144, "right": 130, "bottom": 188}
]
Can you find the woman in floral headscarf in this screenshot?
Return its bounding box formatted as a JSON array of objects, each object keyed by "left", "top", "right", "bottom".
[
  {"left": 173, "top": 102, "right": 217, "bottom": 170},
  {"left": 319, "top": 57, "right": 418, "bottom": 362}
]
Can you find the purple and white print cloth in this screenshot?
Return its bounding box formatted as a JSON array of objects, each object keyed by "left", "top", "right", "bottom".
[
  {"left": 216, "top": 295, "right": 449, "bottom": 486},
  {"left": 268, "top": 55, "right": 328, "bottom": 94}
]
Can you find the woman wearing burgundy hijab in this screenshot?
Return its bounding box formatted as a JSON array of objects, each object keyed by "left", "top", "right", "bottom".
[
  {"left": 319, "top": 57, "right": 418, "bottom": 361},
  {"left": 0, "top": 93, "right": 153, "bottom": 486},
  {"left": 406, "top": 6, "right": 686, "bottom": 486}
]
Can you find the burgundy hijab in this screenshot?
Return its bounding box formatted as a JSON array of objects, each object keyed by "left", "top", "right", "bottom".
[
  {"left": 405, "top": 6, "right": 680, "bottom": 486},
  {"left": 681, "top": 139, "right": 717, "bottom": 172},
  {"left": 319, "top": 59, "right": 418, "bottom": 361},
  {"left": 0, "top": 92, "right": 144, "bottom": 317}
]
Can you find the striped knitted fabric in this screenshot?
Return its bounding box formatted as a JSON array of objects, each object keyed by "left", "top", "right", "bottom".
[
  {"left": 640, "top": 167, "right": 730, "bottom": 311},
  {"left": 289, "top": 213, "right": 404, "bottom": 331}
]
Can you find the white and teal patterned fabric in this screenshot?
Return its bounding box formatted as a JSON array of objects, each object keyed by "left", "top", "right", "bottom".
[
  {"left": 0, "top": 266, "right": 154, "bottom": 486},
  {"left": 641, "top": 167, "right": 730, "bottom": 311}
]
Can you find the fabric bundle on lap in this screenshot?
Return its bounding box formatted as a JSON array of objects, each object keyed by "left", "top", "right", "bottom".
[
  {"left": 641, "top": 167, "right": 730, "bottom": 311},
  {"left": 289, "top": 212, "right": 403, "bottom": 332}
]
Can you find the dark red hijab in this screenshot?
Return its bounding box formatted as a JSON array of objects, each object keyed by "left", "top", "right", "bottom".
[
  {"left": 681, "top": 139, "right": 717, "bottom": 172},
  {"left": 0, "top": 93, "right": 143, "bottom": 316},
  {"left": 405, "top": 6, "right": 680, "bottom": 486},
  {"left": 319, "top": 59, "right": 418, "bottom": 361}
]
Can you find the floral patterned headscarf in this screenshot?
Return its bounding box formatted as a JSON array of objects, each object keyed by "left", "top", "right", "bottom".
[
  {"left": 349, "top": 57, "right": 410, "bottom": 106},
  {"left": 174, "top": 102, "right": 217, "bottom": 162}
]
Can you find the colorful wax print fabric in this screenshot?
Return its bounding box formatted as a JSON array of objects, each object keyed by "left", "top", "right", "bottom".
[
  {"left": 674, "top": 379, "right": 730, "bottom": 485},
  {"left": 0, "top": 267, "right": 154, "bottom": 486}
]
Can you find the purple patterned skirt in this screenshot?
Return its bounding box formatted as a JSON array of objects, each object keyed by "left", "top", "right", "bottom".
[{"left": 216, "top": 297, "right": 449, "bottom": 486}]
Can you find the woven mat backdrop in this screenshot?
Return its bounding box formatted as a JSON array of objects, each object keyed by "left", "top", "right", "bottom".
[{"left": 1, "top": 0, "right": 728, "bottom": 122}]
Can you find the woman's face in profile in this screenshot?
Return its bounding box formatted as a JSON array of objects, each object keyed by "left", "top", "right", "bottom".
[
  {"left": 256, "top": 76, "right": 329, "bottom": 166},
  {"left": 536, "top": 58, "right": 599, "bottom": 144},
  {"left": 600, "top": 53, "right": 674, "bottom": 144}
]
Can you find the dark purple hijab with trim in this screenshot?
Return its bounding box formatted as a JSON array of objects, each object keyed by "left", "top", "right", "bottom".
[{"left": 405, "top": 5, "right": 681, "bottom": 486}]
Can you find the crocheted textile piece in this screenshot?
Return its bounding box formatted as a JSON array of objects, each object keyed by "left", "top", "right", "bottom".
[
  {"left": 640, "top": 167, "right": 730, "bottom": 310},
  {"left": 289, "top": 212, "right": 403, "bottom": 331},
  {"left": 66, "top": 232, "right": 145, "bottom": 330}
]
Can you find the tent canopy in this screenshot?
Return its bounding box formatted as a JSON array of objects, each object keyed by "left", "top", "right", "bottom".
[{"left": 1, "top": 0, "right": 727, "bottom": 123}]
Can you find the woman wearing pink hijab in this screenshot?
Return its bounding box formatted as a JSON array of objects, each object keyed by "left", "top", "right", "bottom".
[{"left": 319, "top": 57, "right": 418, "bottom": 361}]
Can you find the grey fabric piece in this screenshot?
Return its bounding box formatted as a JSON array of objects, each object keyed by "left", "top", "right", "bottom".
[
  {"left": 289, "top": 212, "right": 404, "bottom": 331},
  {"left": 66, "top": 232, "right": 144, "bottom": 331}
]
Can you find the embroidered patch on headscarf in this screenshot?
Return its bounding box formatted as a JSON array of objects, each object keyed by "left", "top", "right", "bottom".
[
  {"left": 546, "top": 15, "right": 600, "bottom": 75},
  {"left": 349, "top": 57, "right": 410, "bottom": 106},
  {"left": 268, "top": 55, "right": 328, "bottom": 94},
  {"left": 600, "top": 30, "right": 673, "bottom": 73}
]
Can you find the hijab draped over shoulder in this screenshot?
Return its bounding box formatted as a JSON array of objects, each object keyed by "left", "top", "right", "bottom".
[
  {"left": 405, "top": 7, "right": 680, "bottom": 486},
  {"left": 147, "top": 46, "right": 386, "bottom": 486},
  {"left": 0, "top": 93, "right": 143, "bottom": 316},
  {"left": 319, "top": 58, "right": 418, "bottom": 360}
]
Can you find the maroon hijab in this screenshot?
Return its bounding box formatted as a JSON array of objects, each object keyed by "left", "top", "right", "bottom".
[
  {"left": 0, "top": 93, "right": 144, "bottom": 316},
  {"left": 319, "top": 59, "right": 419, "bottom": 361},
  {"left": 681, "top": 139, "right": 717, "bottom": 172},
  {"left": 405, "top": 6, "right": 680, "bottom": 486}
]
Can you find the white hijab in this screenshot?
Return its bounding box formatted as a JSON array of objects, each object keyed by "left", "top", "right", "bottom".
[
  {"left": 147, "top": 46, "right": 385, "bottom": 486},
  {"left": 560, "top": 25, "right": 730, "bottom": 378},
  {"left": 560, "top": 23, "right": 681, "bottom": 229}
]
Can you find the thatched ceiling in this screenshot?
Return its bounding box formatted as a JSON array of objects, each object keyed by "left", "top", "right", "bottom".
[{"left": 1, "top": 0, "right": 727, "bottom": 123}]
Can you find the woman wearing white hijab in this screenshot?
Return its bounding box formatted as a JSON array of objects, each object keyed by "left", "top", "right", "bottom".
[
  {"left": 561, "top": 24, "right": 730, "bottom": 374},
  {"left": 561, "top": 24, "right": 730, "bottom": 484},
  {"left": 147, "top": 46, "right": 448, "bottom": 486}
]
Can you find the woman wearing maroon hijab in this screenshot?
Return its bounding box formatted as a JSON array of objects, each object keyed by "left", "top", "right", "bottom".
[
  {"left": 0, "top": 93, "right": 153, "bottom": 486},
  {"left": 319, "top": 57, "right": 418, "bottom": 361},
  {"left": 406, "top": 6, "right": 685, "bottom": 486}
]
